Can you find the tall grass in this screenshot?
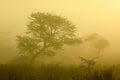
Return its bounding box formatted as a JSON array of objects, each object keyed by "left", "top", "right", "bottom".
[{"left": 0, "top": 63, "right": 119, "bottom": 80}]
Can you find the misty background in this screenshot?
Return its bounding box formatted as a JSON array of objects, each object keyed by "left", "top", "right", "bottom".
[{"left": 0, "top": 0, "right": 120, "bottom": 64}]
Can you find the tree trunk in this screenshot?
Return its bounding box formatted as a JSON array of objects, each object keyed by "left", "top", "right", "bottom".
[{"left": 30, "top": 47, "right": 47, "bottom": 63}]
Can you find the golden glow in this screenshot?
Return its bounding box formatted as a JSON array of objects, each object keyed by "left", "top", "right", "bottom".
[
  {"left": 105, "top": 0, "right": 120, "bottom": 10},
  {"left": 0, "top": 0, "right": 120, "bottom": 64}
]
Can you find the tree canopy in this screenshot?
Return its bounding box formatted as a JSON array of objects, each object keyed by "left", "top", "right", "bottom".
[
  {"left": 85, "top": 33, "right": 109, "bottom": 55},
  {"left": 17, "top": 12, "right": 82, "bottom": 61}
]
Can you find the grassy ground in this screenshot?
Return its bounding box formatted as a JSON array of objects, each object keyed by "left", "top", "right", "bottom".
[{"left": 0, "top": 63, "right": 120, "bottom": 80}]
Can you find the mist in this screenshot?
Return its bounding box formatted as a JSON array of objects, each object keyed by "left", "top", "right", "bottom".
[
  {"left": 0, "top": 0, "right": 120, "bottom": 65},
  {"left": 1, "top": 1, "right": 120, "bottom": 80}
]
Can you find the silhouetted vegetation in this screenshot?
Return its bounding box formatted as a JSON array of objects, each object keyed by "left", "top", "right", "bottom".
[
  {"left": 0, "top": 12, "right": 119, "bottom": 80},
  {"left": 85, "top": 33, "right": 109, "bottom": 56},
  {"left": 0, "top": 63, "right": 120, "bottom": 80},
  {"left": 17, "top": 12, "right": 82, "bottom": 62}
]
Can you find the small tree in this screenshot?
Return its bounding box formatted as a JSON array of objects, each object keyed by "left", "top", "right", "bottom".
[
  {"left": 79, "top": 56, "right": 97, "bottom": 80},
  {"left": 17, "top": 12, "right": 81, "bottom": 62},
  {"left": 85, "top": 33, "right": 109, "bottom": 56},
  {"left": 79, "top": 33, "right": 109, "bottom": 80}
]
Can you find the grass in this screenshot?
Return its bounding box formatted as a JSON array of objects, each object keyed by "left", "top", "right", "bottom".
[{"left": 0, "top": 63, "right": 120, "bottom": 80}]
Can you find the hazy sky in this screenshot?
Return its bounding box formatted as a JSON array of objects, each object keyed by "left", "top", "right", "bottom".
[
  {"left": 0, "top": 0, "right": 120, "bottom": 64},
  {"left": 0, "top": 0, "right": 120, "bottom": 35}
]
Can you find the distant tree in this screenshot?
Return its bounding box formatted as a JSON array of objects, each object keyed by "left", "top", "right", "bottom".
[
  {"left": 17, "top": 12, "right": 82, "bottom": 62},
  {"left": 85, "top": 33, "right": 109, "bottom": 56},
  {"left": 79, "top": 33, "right": 109, "bottom": 80}
]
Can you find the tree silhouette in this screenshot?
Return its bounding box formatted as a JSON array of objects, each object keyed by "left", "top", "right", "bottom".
[
  {"left": 79, "top": 56, "right": 98, "bottom": 80},
  {"left": 79, "top": 33, "right": 109, "bottom": 80},
  {"left": 17, "top": 12, "right": 82, "bottom": 62},
  {"left": 85, "top": 33, "right": 109, "bottom": 56}
]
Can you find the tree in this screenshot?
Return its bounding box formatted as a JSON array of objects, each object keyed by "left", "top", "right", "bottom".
[
  {"left": 85, "top": 33, "right": 109, "bottom": 56},
  {"left": 79, "top": 33, "right": 109, "bottom": 80},
  {"left": 17, "top": 12, "right": 81, "bottom": 62},
  {"left": 79, "top": 56, "right": 97, "bottom": 80}
]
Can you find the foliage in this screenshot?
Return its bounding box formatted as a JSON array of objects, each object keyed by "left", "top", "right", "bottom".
[
  {"left": 17, "top": 12, "right": 82, "bottom": 61},
  {"left": 85, "top": 33, "right": 109, "bottom": 52},
  {"left": 79, "top": 56, "right": 98, "bottom": 80},
  {"left": 0, "top": 63, "right": 119, "bottom": 80}
]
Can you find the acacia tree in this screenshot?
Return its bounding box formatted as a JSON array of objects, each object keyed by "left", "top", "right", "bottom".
[
  {"left": 79, "top": 33, "right": 109, "bottom": 80},
  {"left": 85, "top": 33, "right": 109, "bottom": 56},
  {"left": 17, "top": 12, "right": 81, "bottom": 62}
]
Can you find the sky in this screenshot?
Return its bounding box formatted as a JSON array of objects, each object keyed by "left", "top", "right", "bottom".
[{"left": 0, "top": 0, "right": 120, "bottom": 64}]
